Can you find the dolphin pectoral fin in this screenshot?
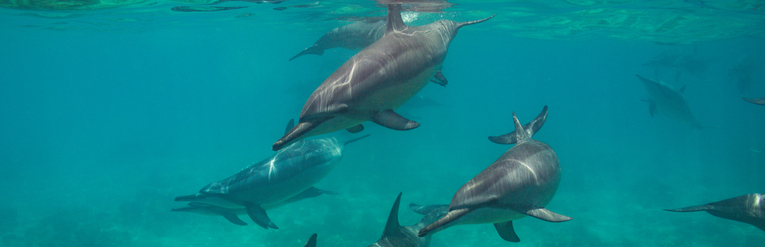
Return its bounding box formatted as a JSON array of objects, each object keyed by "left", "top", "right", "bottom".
[
  {"left": 523, "top": 207, "right": 572, "bottom": 222},
  {"left": 222, "top": 212, "right": 248, "bottom": 226},
  {"left": 371, "top": 110, "right": 420, "bottom": 130},
  {"left": 430, "top": 70, "right": 448, "bottom": 87},
  {"left": 245, "top": 204, "right": 278, "bottom": 229},
  {"left": 494, "top": 221, "right": 520, "bottom": 242},
  {"left": 649, "top": 101, "right": 657, "bottom": 117},
  {"left": 346, "top": 124, "right": 364, "bottom": 133},
  {"left": 304, "top": 233, "right": 318, "bottom": 247}
]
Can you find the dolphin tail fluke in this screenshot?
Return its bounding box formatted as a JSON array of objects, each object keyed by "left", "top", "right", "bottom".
[
  {"left": 371, "top": 110, "right": 420, "bottom": 130},
  {"left": 494, "top": 221, "right": 520, "bottom": 242},
  {"left": 304, "top": 233, "right": 318, "bottom": 247},
  {"left": 456, "top": 14, "right": 496, "bottom": 29},
  {"left": 222, "top": 212, "right": 248, "bottom": 226},
  {"left": 343, "top": 134, "right": 371, "bottom": 145},
  {"left": 245, "top": 204, "right": 278, "bottom": 229},
  {"left": 174, "top": 194, "right": 200, "bottom": 202},
  {"left": 523, "top": 207, "right": 572, "bottom": 222},
  {"left": 664, "top": 204, "right": 712, "bottom": 212},
  {"left": 273, "top": 119, "right": 326, "bottom": 151},
  {"left": 488, "top": 105, "right": 548, "bottom": 144},
  {"left": 382, "top": 193, "right": 405, "bottom": 238}
]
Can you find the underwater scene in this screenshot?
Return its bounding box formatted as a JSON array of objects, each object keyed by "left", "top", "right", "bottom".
[{"left": 1, "top": 0, "right": 765, "bottom": 246}]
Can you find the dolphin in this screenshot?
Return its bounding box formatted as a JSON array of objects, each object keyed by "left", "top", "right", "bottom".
[
  {"left": 664, "top": 193, "right": 765, "bottom": 232},
  {"left": 272, "top": 4, "right": 494, "bottom": 151},
  {"left": 419, "top": 106, "right": 571, "bottom": 242},
  {"left": 171, "top": 187, "right": 339, "bottom": 226},
  {"left": 367, "top": 193, "right": 449, "bottom": 247},
  {"left": 175, "top": 120, "right": 369, "bottom": 229},
  {"left": 635, "top": 74, "right": 703, "bottom": 128},
  {"left": 289, "top": 18, "right": 449, "bottom": 86},
  {"left": 743, "top": 97, "right": 765, "bottom": 105},
  {"left": 303, "top": 234, "right": 318, "bottom": 247}
]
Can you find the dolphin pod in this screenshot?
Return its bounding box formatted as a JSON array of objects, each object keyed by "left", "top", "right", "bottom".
[
  {"left": 272, "top": 4, "right": 494, "bottom": 151},
  {"left": 419, "top": 106, "right": 572, "bottom": 242}
]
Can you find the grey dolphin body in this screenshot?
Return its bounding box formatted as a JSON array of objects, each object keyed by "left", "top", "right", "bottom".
[
  {"left": 419, "top": 106, "right": 571, "bottom": 242},
  {"left": 664, "top": 193, "right": 765, "bottom": 232},
  {"left": 289, "top": 19, "right": 449, "bottom": 86},
  {"left": 171, "top": 187, "right": 339, "bottom": 226},
  {"left": 635, "top": 74, "right": 702, "bottom": 128},
  {"left": 367, "top": 193, "right": 449, "bottom": 247},
  {"left": 743, "top": 97, "right": 765, "bottom": 105},
  {"left": 176, "top": 119, "right": 368, "bottom": 229},
  {"left": 289, "top": 19, "right": 386, "bottom": 61},
  {"left": 272, "top": 4, "right": 494, "bottom": 151}
]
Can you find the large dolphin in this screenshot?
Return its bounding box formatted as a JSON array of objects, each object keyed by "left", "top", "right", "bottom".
[
  {"left": 171, "top": 187, "right": 339, "bottom": 226},
  {"left": 743, "top": 97, "right": 765, "bottom": 105},
  {"left": 664, "top": 193, "right": 765, "bottom": 232},
  {"left": 288, "top": 18, "right": 448, "bottom": 86},
  {"left": 635, "top": 74, "right": 703, "bottom": 128},
  {"left": 272, "top": 4, "right": 494, "bottom": 151},
  {"left": 419, "top": 106, "right": 572, "bottom": 242},
  {"left": 367, "top": 193, "right": 448, "bottom": 247},
  {"left": 175, "top": 120, "right": 368, "bottom": 229}
]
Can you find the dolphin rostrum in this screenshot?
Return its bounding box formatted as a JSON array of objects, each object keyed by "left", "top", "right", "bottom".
[
  {"left": 175, "top": 119, "right": 368, "bottom": 229},
  {"left": 635, "top": 74, "right": 703, "bottom": 128},
  {"left": 743, "top": 97, "right": 765, "bottom": 105},
  {"left": 664, "top": 193, "right": 765, "bottom": 232},
  {"left": 272, "top": 4, "right": 494, "bottom": 150},
  {"left": 419, "top": 106, "right": 571, "bottom": 242}
]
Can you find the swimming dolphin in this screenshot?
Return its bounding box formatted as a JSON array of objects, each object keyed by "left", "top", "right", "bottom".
[
  {"left": 635, "top": 74, "right": 703, "bottom": 128},
  {"left": 743, "top": 97, "right": 765, "bottom": 105},
  {"left": 289, "top": 18, "right": 449, "bottom": 86},
  {"left": 171, "top": 187, "right": 339, "bottom": 226},
  {"left": 419, "top": 106, "right": 571, "bottom": 242},
  {"left": 304, "top": 234, "right": 318, "bottom": 247},
  {"left": 176, "top": 120, "right": 369, "bottom": 229},
  {"left": 272, "top": 4, "right": 494, "bottom": 151},
  {"left": 367, "top": 193, "right": 448, "bottom": 247},
  {"left": 664, "top": 193, "right": 765, "bottom": 232}
]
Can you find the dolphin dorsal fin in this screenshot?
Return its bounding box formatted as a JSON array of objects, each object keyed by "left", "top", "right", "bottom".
[
  {"left": 679, "top": 85, "right": 687, "bottom": 93},
  {"left": 512, "top": 112, "right": 530, "bottom": 143},
  {"left": 303, "top": 233, "right": 317, "bottom": 247},
  {"left": 285, "top": 119, "right": 295, "bottom": 135},
  {"left": 383, "top": 192, "right": 404, "bottom": 238},
  {"left": 385, "top": 4, "right": 406, "bottom": 34}
]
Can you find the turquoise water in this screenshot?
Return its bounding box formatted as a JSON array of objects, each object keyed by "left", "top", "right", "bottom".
[{"left": 1, "top": 1, "right": 764, "bottom": 246}]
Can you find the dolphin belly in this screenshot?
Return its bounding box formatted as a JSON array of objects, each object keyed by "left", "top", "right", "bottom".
[{"left": 357, "top": 65, "right": 439, "bottom": 111}]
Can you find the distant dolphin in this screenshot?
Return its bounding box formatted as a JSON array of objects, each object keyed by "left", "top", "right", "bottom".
[
  {"left": 303, "top": 234, "right": 318, "bottom": 247},
  {"left": 272, "top": 4, "right": 494, "bottom": 150},
  {"left": 171, "top": 187, "right": 339, "bottom": 226},
  {"left": 176, "top": 120, "right": 369, "bottom": 229},
  {"left": 664, "top": 193, "right": 765, "bottom": 232},
  {"left": 419, "top": 106, "right": 571, "bottom": 242},
  {"left": 289, "top": 18, "right": 449, "bottom": 86},
  {"left": 635, "top": 74, "right": 703, "bottom": 128},
  {"left": 366, "top": 193, "right": 448, "bottom": 247},
  {"left": 743, "top": 97, "right": 765, "bottom": 105}
]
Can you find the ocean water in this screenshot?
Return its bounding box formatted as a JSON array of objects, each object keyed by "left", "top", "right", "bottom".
[{"left": 1, "top": 0, "right": 764, "bottom": 246}]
